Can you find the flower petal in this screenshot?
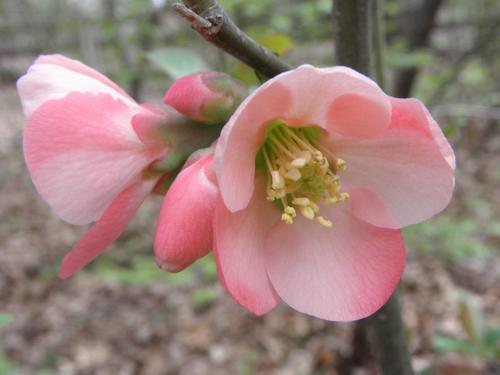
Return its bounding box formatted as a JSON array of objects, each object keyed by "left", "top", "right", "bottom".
[
  {"left": 332, "top": 129, "right": 455, "bottom": 228},
  {"left": 390, "top": 97, "right": 456, "bottom": 170},
  {"left": 24, "top": 92, "right": 164, "bottom": 225},
  {"left": 264, "top": 205, "right": 406, "bottom": 321},
  {"left": 213, "top": 176, "right": 280, "bottom": 315},
  {"left": 154, "top": 154, "right": 218, "bottom": 272},
  {"left": 58, "top": 178, "right": 157, "bottom": 279},
  {"left": 17, "top": 54, "right": 137, "bottom": 118},
  {"left": 275, "top": 65, "right": 391, "bottom": 137},
  {"left": 214, "top": 78, "right": 292, "bottom": 212},
  {"left": 215, "top": 65, "right": 390, "bottom": 212}
]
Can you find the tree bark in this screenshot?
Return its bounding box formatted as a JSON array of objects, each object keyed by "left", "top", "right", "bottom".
[{"left": 333, "top": 1, "right": 414, "bottom": 374}]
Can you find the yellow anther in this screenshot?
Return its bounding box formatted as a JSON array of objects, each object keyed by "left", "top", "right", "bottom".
[
  {"left": 271, "top": 170, "right": 284, "bottom": 189},
  {"left": 291, "top": 157, "right": 306, "bottom": 168},
  {"left": 309, "top": 201, "right": 320, "bottom": 213},
  {"left": 292, "top": 197, "right": 310, "bottom": 206},
  {"left": 298, "top": 150, "right": 312, "bottom": 163},
  {"left": 299, "top": 205, "right": 315, "bottom": 220},
  {"left": 285, "top": 168, "right": 302, "bottom": 181},
  {"left": 336, "top": 158, "right": 346, "bottom": 171},
  {"left": 284, "top": 206, "right": 296, "bottom": 217},
  {"left": 317, "top": 216, "right": 333, "bottom": 228},
  {"left": 324, "top": 197, "right": 336, "bottom": 204},
  {"left": 325, "top": 174, "right": 340, "bottom": 185},
  {"left": 338, "top": 192, "right": 350, "bottom": 201},
  {"left": 313, "top": 150, "right": 324, "bottom": 162},
  {"left": 328, "top": 184, "right": 340, "bottom": 195},
  {"left": 281, "top": 213, "right": 294, "bottom": 224},
  {"left": 275, "top": 189, "right": 286, "bottom": 199},
  {"left": 281, "top": 206, "right": 296, "bottom": 224}
]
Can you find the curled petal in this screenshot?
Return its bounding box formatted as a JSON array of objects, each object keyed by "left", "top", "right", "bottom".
[
  {"left": 390, "top": 97, "right": 456, "bottom": 170},
  {"left": 24, "top": 92, "right": 164, "bottom": 225},
  {"left": 59, "top": 178, "right": 157, "bottom": 278},
  {"left": 17, "top": 54, "right": 137, "bottom": 118},
  {"left": 154, "top": 154, "right": 218, "bottom": 272},
  {"left": 265, "top": 204, "right": 406, "bottom": 321}
]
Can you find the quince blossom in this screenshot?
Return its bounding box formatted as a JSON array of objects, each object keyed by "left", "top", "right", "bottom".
[
  {"left": 17, "top": 55, "right": 218, "bottom": 278},
  {"left": 155, "top": 65, "right": 455, "bottom": 321}
]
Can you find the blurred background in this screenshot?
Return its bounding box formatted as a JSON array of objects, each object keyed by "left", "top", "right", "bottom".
[{"left": 0, "top": 0, "right": 499, "bottom": 374}]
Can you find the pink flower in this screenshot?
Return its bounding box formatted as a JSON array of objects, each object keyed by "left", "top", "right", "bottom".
[
  {"left": 155, "top": 65, "right": 455, "bottom": 321},
  {"left": 18, "top": 54, "right": 184, "bottom": 278}
]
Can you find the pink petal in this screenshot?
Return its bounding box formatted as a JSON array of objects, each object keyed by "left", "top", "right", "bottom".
[
  {"left": 163, "top": 72, "right": 212, "bottom": 121},
  {"left": 390, "top": 97, "right": 456, "bottom": 170},
  {"left": 36, "top": 54, "right": 132, "bottom": 99},
  {"left": 24, "top": 92, "right": 164, "bottom": 225},
  {"left": 59, "top": 178, "right": 157, "bottom": 279},
  {"left": 17, "top": 54, "right": 137, "bottom": 118},
  {"left": 154, "top": 154, "right": 218, "bottom": 272},
  {"left": 264, "top": 204, "right": 406, "bottom": 321},
  {"left": 214, "top": 78, "right": 292, "bottom": 212},
  {"left": 275, "top": 65, "right": 391, "bottom": 137},
  {"left": 131, "top": 106, "right": 175, "bottom": 147},
  {"left": 213, "top": 176, "right": 280, "bottom": 315},
  {"left": 331, "top": 129, "right": 455, "bottom": 228},
  {"left": 215, "top": 65, "right": 390, "bottom": 212}
]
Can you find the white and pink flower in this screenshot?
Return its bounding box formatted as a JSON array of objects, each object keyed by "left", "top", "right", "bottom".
[{"left": 17, "top": 54, "right": 208, "bottom": 278}]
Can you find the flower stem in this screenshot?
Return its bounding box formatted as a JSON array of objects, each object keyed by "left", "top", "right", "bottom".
[
  {"left": 333, "top": 1, "right": 414, "bottom": 374},
  {"left": 173, "top": 0, "right": 291, "bottom": 78}
]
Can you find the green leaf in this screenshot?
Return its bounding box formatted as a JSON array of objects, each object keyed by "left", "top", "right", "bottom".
[
  {"left": 483, "top": 327, "right": 500, "bottom": 347},
  {"left": 432, "top": 336, "right": 480, "bottom": 356},
  {"left": 0, "top": 314, "right": 12, "bottom": 327},
  {"left": 147, "top": 47, "right": 210, "bottom": 80},
  {"left": 191, "top": 287, "right": 216, "bottom": 308},
  {"left": 258, "top": 34, "right": 294, "bottom": 56},
  {"left": 196, "top": 254, "right": 218, "bottom": 280}
]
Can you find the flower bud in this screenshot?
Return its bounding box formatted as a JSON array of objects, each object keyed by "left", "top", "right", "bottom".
[{"left": 163, "top": 71, "right": 246, "bottom": 124}]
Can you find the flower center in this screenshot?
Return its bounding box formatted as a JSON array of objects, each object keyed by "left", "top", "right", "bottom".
[{"left": 257, "top": 121, "right": 349, "bottom": 228}]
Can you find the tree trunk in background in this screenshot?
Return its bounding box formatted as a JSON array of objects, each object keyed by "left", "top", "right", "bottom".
[
  {"left": 393, "top": 0, "right": 444, "bottom": 97},
  {"left": 332, "top": 0, "right": 373, "bottom": 75},
  {"left": 333, "top": 1, "right": 415, "bottom": 374}
]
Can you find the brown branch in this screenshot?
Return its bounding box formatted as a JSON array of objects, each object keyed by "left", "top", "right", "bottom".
[{"left": 172, "top": 0, "right": 291, "bottom": 79}]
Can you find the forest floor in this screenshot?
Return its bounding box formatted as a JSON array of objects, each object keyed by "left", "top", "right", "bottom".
[{"left": 1, "top": 84, "right": 499, "bottom": 375}]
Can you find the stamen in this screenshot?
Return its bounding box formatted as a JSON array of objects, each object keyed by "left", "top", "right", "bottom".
[
  {"left": 291, "top": 157, "right": 306, "bottom": 168},
  {"left": 271, "top": 170, "right": 283, "bottom": 189},
  {"left": 338, "top": 192, "right": 350, "bottom": 201},
  {"left": 317, "top": 216, "right": 333, "bottom": 228},
  {"left": 309, "top": 201, "right": 320, "bottom": 213},
  {"left": 299, "top": 205, "right": 315, "bottom": 220},
  {"left": 292, "top": 197, "right": 310, "bottom": 206},
  {"left": 260, "top": 122, "right": 349, "bottom": 229},
  {"left": 336, "top": 158, "right": 346, "bottom": 172},
  {"left": 285, "top": 168, "right": 301, "bottom": 181}
]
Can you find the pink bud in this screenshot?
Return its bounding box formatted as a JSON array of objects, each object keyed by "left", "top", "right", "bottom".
[{"left": 163, "top": 72, "right": 246, "bottom": 123}]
